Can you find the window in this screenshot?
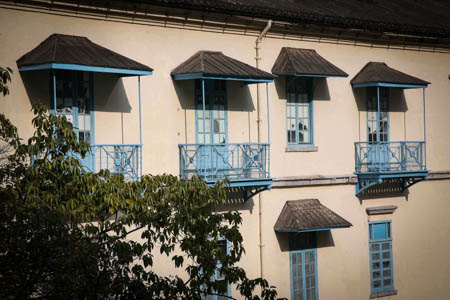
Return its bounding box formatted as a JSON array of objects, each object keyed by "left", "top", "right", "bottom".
[
  {"left": 195, "top": 79, "right": 227, "bottom": 144},
  {"left": 53, "top": 70, "right": 93, "bottom": 144},
  {"left": 286, "top": 77, "right": 313, "bottom": 146},
  {"left": 290, "top": 232, "right": 318, "bottom": 300},
  {"left": 204, "top": 239, "right": 231, "bottom": 300},
  {"left": 367, "top": 87, "right": 389, "bottom": 144},
  {"left": 369, "top": 221, "right": 395, "bottom": 296}
]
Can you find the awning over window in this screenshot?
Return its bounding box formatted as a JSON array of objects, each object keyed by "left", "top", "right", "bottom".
[
  {"left": 274, "top": 199, "right": 352, "bottom": 233},
  {"left": 171, "top": 51, "right": 274, "bottom": 83},
  {"left": 271, "top": 47, "right": 348, "bottom": 78},
  {"left": 351, "top": 62, "right": 429, "bottom": 88},
  {"left": 17, "top": 34, "right": 153, "bottom": 76}
]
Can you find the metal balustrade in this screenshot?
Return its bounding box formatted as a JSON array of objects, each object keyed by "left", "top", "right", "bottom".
[
  {"left": 179, "top": 143, "right": 270, "bottom": 183},
  {"left": 355, "top": 141, "right": 426, "bottom": 174},
  {"left": 79, "top": 144, "right": 142, "bottom": 181}
]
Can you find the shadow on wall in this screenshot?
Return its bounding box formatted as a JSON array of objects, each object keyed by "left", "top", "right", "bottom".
[
  {"left": 353, "top": 87, "right": 408, "bottom": 113},
  {"left": 212, "top": 187, "right": 258, "bottom": 214},
  {"left": 173, "top": 79, "right": 255, "bottom": 112},
  {"left": 93, "top": 73, "right": 131, "bottom": 113},
  {"left": 275, "top": 231, "right": 335, "bottom": 252},
  {"left": 20, "top": 70, "right": 51, "bottom": 107},
  {"left": 20, "top": 71, "right": 132, "bottom": 113},
  {"left": 357, "top": 179, "right": 409, "bottom": 202},
  {"left": 274, "top": 76, "right": 331, "bottom": 102}
]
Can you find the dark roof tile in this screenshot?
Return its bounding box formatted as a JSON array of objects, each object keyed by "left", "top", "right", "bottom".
[
  {"left": 272, "top": 47, "right": 348, "bottom": 77},
  {"left": 351, "top": 62, "right": 429, "bottom": 86},
  {"left": 274, "top": 199, "right": 352, "bottom": 232},
  {"left": 17, "top": 33, "right": 153, "bottom": 72},
  {"left": 171, "top": 50, "right": 274, "bottom": 80}
]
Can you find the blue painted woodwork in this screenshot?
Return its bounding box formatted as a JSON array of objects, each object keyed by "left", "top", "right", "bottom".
[
  {"left": 207, "top": 239, "right": 231, "bottom": 300},
  {"left": 355, "top": 141, "right": 426, "bottom": 174},
  {"left": 290, "top": 249, "right": 318, "bottom": 300},
  {"left": 49, "top": 69, "right": 143, "bottom": 180},
  {"left": 369, "top": 221, "right": 395, "bottom": 294},
  {"left": 352, "top": 82, "right": 428, "bottom": 89},
  {"left": 172, "top": 73, "right": 273, "bottom": 83},
  {"left": 19, "top": 63, "right": 153, "bottom": 76},
  {"left": 179, "top": 143, "right": 271, "bottom": 185},
  {"left": 286, "top": 77, "right": 314, "bottom": 146},
  {"left": 80, "top": 144, "right": 142, "bottom": 181}
]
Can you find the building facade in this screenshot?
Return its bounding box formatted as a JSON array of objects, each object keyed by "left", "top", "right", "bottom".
[{"left": 1, "top": 1, "right": 450, "bottom": 299}]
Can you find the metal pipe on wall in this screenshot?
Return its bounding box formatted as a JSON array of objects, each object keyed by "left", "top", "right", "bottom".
[{"left": 255, "top": 19, "right": 271, "bottom": 284}]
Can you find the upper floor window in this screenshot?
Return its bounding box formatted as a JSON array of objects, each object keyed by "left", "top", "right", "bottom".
[
  {"left": 367, "top": 87, "right": 389, "bottom": 144},
  {"left": 53, "top": 70, "right": 93, "bottom": 144},
  {"left": 286, "top": 78, "right": 313, "bottom": 146},
  {"left": 195, "top": 80, "right": 227, "bottom": 145},
  {"left": 369, "top": 221, "right": 395, "bottom": 296}
]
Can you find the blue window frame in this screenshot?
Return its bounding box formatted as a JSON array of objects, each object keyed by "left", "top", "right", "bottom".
[
  {"left": 289, "top": 232, "right": 318, "bottom": 300},
  {"left": 369, "top": 221, "right": 395, "bottom": 294},
  {"left": 204, "top": 239, "right": 231, "bottom": 300},
  {"left": 51, "top": 70, "right": 94, "bottom": 144},
  {"left": 367, "top": 87, "right": 389, "bottom": 144},
  {"left": 286, "top": 77, "right": 313, "bottom": 146},
  {"left": 195, "top": 79, "right": 228, "bottom": 145}
]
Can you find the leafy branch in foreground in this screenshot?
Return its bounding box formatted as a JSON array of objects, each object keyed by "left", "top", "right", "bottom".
[{"left": 0, "top": 104, "right": 284, "bottom": 300}]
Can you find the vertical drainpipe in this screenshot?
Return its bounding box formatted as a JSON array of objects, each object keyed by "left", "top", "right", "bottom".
[
  {"left": 423, "top": 88, "right": 426, "bottom": 169},
  {"left": 138, "top": 76, "right": 143, "bottom": 178},
  {"left": 255, "top": 19, "right": 272, "bottom": 284}
]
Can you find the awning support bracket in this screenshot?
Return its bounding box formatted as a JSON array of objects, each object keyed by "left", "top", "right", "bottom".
[{"left": 243, "top": 185, "right": 269, "bottom": 201}]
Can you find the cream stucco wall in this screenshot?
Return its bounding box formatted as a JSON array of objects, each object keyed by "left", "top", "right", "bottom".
[{"left": 1, "top": 6, "right": 450, "bottom": 300}]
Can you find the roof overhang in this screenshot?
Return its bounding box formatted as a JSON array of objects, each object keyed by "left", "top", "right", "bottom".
[
  {"left": 19, "top": 63, "right": 153, "bottom": 77},
  {"left": 351, "top": 82, "right": 427, "bottom": 89},
  {"left": 172, "top": 72, "right": 273, "bottom": 83},
  {"left": 274, "top": 72, "right": 347, "bottom": 78},
  {"left": 274, "top": 199, "right": 352, "bottom": 233}
]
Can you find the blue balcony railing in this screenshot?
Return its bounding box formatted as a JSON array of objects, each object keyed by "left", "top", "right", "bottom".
[
  {"left": 179, "top": 143, "right": 270, "bottom": 184},
  {"left": 355, "top": 141, "right": 426, "bottom": 174},
  {"left": 80, "top": 144, "right": 142, "bottom": 181}
]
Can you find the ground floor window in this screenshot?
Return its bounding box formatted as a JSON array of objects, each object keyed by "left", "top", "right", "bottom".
[
  {"left": 290, "top": 232, "right": 318, "bottom": 300},
  {"left": 369, "top": 221, "right": 395, "bottom": 295},
  {"left": 204, "top": 239, "right": 230, "bottom": 300}
]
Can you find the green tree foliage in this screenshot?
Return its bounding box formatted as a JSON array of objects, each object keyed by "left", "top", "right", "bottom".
[{"left": 0, "top": 80, "right": 283, "bottom": 299}]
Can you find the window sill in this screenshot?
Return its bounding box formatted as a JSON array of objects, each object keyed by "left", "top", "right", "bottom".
[
  {"left": 370, "top": 289, "right": 397, "bottom": 299},
  {"left": 285, "top": 145, "right": 318, "bottom": 152}
]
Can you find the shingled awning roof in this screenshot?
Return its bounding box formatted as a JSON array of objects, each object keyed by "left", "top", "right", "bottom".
[
  {"left": 272, "top": 48, "right": 348, "bottom": 77},
  {"left": 17, "top": 34, "right": 153, "bottom": 76},
  {"left": 351, "top": 62, "right": 429, "bottom": 88},
  {"left": 274, "top": 199, "right": 352, "bottom": 233},
  {"left": 171, "top": 51, "right": 274, "bottom": 83}
]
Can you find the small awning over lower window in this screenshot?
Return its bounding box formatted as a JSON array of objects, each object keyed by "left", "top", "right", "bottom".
[
  {"left": 171, "top": 51, "right": 274, "bottom": 83},
  {"left": 351, "top": 62, "right": 429, "bottom": 88},
  {"left": 17, "top": 33, "right": 153, "bottom": 76},
  {"left": 271, "top": 47, "right": 348, "bottom": 78},
  {"left": 274, "top": 199, "right": 352, "bottom": 233}
]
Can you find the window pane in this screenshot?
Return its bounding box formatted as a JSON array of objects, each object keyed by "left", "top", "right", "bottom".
[
  {"left": 383, "top": 279, "right": 392, "bottom": 286},
  {"left": 382, "top": 252, "right": 391, "bottom": 259},
  {"left": 373, "top": 271, "right": 381, "bottom": 279},
  {"left": 372, "top": 244, "right": 380, "bottom": 251},
  {"left": 373, "top": 280, "right": 381, "bottom": 288},
  {"left": 383, "top": 270, "right": 391, "bottom": 277},
  {"left": 372, "top": 253, "right": 380, "bottom": 260}
]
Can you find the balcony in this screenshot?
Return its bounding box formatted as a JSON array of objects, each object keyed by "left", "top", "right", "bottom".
[
  {"left": 80, "top": 144, "right": 142, "bottom": 181},
  {"left": 355, "top": 141, "right": 428, "bottom": 194},
  {"left": 179, "top": 143, "right": 271, "bottom": 188}
]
